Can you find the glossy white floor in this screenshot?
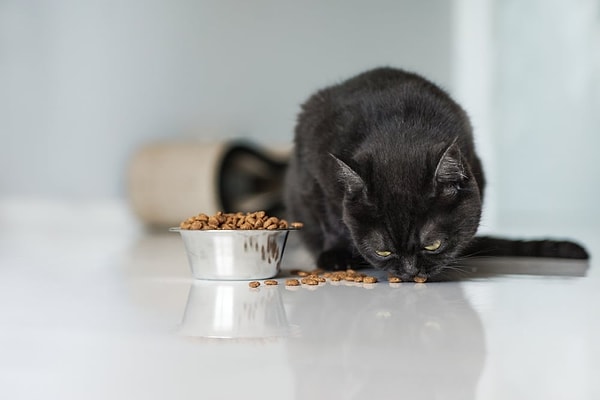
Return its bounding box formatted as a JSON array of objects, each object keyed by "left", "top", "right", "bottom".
[{"left": 1, "top": 200, "right": 598, "bottom": 400}]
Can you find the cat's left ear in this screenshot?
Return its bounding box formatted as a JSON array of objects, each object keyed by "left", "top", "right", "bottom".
[
  {"left": 434, "top": 139, "right": 466, "bottom": 184},
  {"left": 329, "top": 153, "right": 366, "bottom": 196}
]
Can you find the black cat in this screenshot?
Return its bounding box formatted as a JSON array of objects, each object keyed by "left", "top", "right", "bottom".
[{"left": 284, "top": 67, "right": 588, "bottom": 281}]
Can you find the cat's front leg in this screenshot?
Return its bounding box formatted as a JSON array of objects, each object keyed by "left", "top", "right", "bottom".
[{"left": 314, "top": 203, "right": 362, "bottom": 270}]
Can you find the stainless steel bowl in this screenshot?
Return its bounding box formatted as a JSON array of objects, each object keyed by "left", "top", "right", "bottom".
[{"left": 170, "top": 228, "right": 292, "bottom": 280}]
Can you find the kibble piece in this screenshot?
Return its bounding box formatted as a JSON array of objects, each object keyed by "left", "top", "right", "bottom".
[
  {"left": 414, "top": 276, "right": 427, "bottom": 283},
  {"left": 215, "top": 212, "right": 226, "bottom": 223},
  {"left": 296, "top": 271, "right": 310, "bottom": 277},
  {"left": 285, "top": 279, "right": 300, "bottom": 287},
  {"left": 264, "top": 279, "right": 278, "bottom": 286},
  {"left": 196, "top": 214, "right": 209, "bottom": 222},
  {"left": 190, "top": 221, "right": 203, "bottom": 230},
  {"left": 208, "top": 216, "right": 219, "bottom": 226},
  {"left": 363, "top": 276, "right": 378, "bottom": 284},
  {"left": 264, "top": 217, "right": 279, "bottom": 226},
  {"left": 290, "top": 222, "right": 304, "bottom": 229},
  {"left": 248, "top": 281, "right": 260, "bottom": 288},
  {"left": 301, "top": 278, "right": 319, "bottom": 286},
  {"left": 329, "top": 275, "right": 342, "bottom": 282},
  {"left": 388, "top": 276, "right": 402, "bottom": 283}
]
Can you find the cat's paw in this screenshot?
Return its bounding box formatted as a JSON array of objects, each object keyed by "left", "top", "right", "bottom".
[{"left": 317, "top": 249, "right": 358, "bottom": 270}]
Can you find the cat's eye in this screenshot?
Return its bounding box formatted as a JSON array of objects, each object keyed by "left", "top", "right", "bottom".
[
  {"left": 423, "top": 240, "right": 442, "bottom": 251},
  {"left": 375, "top": 250, "right": 392, "bottom": 257}
]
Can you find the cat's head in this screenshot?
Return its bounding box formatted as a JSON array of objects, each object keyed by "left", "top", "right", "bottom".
[{"left": 333, "top": 140, "right": 482, "bottom": 281}]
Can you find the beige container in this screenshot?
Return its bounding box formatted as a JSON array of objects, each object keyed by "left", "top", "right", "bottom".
[{"left": 127, "top": 142, "right": 230, "bottom": 227}]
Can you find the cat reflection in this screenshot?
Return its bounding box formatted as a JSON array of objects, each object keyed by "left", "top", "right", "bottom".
[{"left": 283, "top": 282, "right": 484, "bottom": 400}]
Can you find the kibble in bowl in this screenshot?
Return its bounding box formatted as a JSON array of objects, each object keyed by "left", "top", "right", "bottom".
[{"left": 171, "top": 211, "right": 302, "bottom": 280}]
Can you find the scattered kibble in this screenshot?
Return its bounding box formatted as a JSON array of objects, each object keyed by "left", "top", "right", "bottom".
[
  {"left": 283, "top": 268, "right": 383, "bottom": 288},
  {"left": 249, "top": 268, "right": 425, "bottom": 291}
]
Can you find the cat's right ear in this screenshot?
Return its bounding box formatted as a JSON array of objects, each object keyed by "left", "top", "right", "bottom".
[
  {"left": 329, "top": 153, "right": 366, "bottom": 196},
  {"left": 434, "top": 139, "right": 466, "bottom": 184}
]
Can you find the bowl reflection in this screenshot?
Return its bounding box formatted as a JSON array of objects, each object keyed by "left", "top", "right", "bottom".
[{"left": 180, "top": 281, "right": 291, "bottom": 339}]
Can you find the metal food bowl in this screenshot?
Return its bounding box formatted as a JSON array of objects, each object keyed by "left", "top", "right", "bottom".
[{"left": 170, "top": 228, "right": 293, "bottom": 280}]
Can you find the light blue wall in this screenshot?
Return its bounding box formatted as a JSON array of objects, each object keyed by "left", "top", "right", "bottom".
[
  {"left": 2, "top": 0, "right": 597, "bottom": 232},
  {"left": 493, "top": 0, "right": 600, "bottom": 230},
  {"left": 0, "top": 0, "right": 453, "bottom": 199}
]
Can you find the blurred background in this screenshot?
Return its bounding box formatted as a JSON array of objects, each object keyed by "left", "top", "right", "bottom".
[{"left": 1, "top": 0, "right": 598, "bottom": 237}]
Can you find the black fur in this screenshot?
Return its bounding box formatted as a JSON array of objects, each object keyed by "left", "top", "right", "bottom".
[{"left": 284, "top": 67, "right": 588, "bottom": 280}]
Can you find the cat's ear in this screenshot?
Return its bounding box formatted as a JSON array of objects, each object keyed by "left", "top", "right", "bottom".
[
  {"left": 329, "top": 153, "right": 366, "bottom": 196},
  {"left": 434, "top": 139, "right": 466, "bottom": 184}
]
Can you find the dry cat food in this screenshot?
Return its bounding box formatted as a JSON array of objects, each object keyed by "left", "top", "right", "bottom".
[
  {"left": 179, "top": 211, "right": 303, "bottom": 231},
  {"left": 249, "top": 269, "right": 418, "bottom": 290},
  {"left": 287, "top": 268, "right": 439, "bottom": 286},
  {"left": 287, "top": 268, "right": 380, "bottom": 287}
]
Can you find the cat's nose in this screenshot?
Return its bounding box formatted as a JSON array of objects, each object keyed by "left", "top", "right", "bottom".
[{"left": 401, "top": 255, "right": 418, "bottom": 275}]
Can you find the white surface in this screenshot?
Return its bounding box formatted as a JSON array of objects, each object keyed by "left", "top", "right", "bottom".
[{"left": 1, "top": 201, "right": 599, "bottom": 400}]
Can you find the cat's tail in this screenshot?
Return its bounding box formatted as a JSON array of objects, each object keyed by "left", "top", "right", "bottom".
[{"left": 463, "top": 236, "right": 589, "bottom": 260}]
